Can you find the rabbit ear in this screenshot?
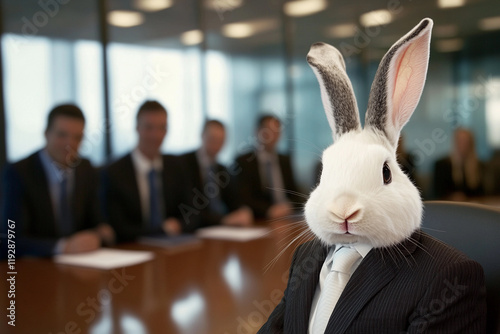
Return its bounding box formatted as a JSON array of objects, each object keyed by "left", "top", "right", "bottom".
[
  {"left": 365, "top": 18, "right": 433, "bottom": 148},
  {"left": 307, "top": 42, "right": 361, "bottom": 141}
]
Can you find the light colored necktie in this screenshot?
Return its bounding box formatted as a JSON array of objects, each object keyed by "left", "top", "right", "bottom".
[
  {"left": 265, "top": 157, "right": 287, "bottom": 204},
  {"left": 265, "top": 159, "right": 274, "bottom": 190},
  {"left": 311, "top": 246, "right": 361, "bottom": 334}
]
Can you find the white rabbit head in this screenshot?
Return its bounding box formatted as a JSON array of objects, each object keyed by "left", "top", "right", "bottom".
[{"left": 305, "top": 18, "right": 433, "bottom": 248}]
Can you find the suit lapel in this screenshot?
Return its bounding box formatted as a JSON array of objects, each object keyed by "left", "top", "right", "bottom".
[
  {"left": 190, "top": 152, "right": 203, "bottom": 190},
  {"left": 72, "top": 162, "right": 83, "bottom": 230},
  {"left": 124, "top": 155, "right": 143, "bottom": 221},
  {"left": 277, "top": 154, "right": 287, "bottom": 185},
  {"left": 324, "top": 231, "right": 421, "bottom": 333},
  {"left": 324, "top": 249, "right": 397, "bottom": 333},
  {"left": 252, "top": 152, "right": 266, "bottom": 193},
  {"left": 287, "top": 240, "right": 329, "bottom": 332},
  {"left": 32, "top": 152, "right": 58, "bottom": 235},
  {"left": 162, "top": 155, "right": 181, "bottom": 217}
]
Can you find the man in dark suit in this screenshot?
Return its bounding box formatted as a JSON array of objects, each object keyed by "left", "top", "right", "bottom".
[
  {"left": 235, "top": 115, "right": 303, "bottom": 220},
  {"left": 259, "top": 230, "right": 486, "bottom": 333},
  {"left": 1, "top": 104, "right": 111, "bottom": 257},
  {"left": 101, "top": 100, "right": 196, "bottom": 243},
  {"left": 433, "top": 128, "right": 484, "bottom": 200},
  {"left": 179, "top": 120, "right": 253, "bottom": 227}
]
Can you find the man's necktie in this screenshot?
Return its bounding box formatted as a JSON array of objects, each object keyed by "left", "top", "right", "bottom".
[
  {"left": 311, "top": 246, "right": 362, "bottom": 334},
  {"left": 206, "top": 164, "right": 226, "bottom": 215},
  {"left": 265, "top": 159, "right": 279, "bottom": 203},
  {"left": 265, "top": 159, "right": 274, "bottom": 188},
  {"left": 265, "top": 158, "right": 287, "bottom": 204},
  {"left": 58, "top": 171, "right": 72, "bottom": 236},
  {"left": 148, "top": 168, "right": 162, "bottom": 228}
]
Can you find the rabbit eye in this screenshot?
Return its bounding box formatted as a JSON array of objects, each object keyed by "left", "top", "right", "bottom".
[{"left": 383, "top": 162, "right": 392, "bottom": 185}]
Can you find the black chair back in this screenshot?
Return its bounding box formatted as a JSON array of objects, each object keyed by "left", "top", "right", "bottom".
[{"left": 422, "top": 201, "right": 500, "bottom": 334}]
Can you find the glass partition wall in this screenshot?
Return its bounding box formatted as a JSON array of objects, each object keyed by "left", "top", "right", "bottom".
[
  {"left": 203, "top": 0, "right": 289, "bottom": 164},
  {"left": 1, "top": 0, "right": 500, "bottom": 199},
  {"left": 106, "top": 0, "right": 204, "bottom": 157},
  {"left": 288, "top": 0, "right": 500, "bottom": 197},
  {"left": 1, "top": 0, "right": 105, "bottom": 164}
]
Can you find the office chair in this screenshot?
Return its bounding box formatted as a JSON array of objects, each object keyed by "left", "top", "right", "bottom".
[{"left": 422, "top": 201, "right": 500, "bottom": 334}]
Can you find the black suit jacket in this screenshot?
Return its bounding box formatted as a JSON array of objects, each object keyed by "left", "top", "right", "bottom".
[
  {"left": 101, "top": 153, "right": 198, "bottom": 242},
  {"left": 0, "top": 151, "right": 101, "bottom": 257},
  {"left": 433, "top": 156, "right": 484, "bottom": 199},
  {"left": 178, "top": 151, "right": 242, "bottom": 226},
  {"left": 235, "top": 151, "right": 303, "bottom": 218},
  {"left": 259, "top": 230, "right": 486, "bottom": 333}
]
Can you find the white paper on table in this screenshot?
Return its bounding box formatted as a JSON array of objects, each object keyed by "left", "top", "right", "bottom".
[
  {"left": 196, "top": 226, "right": 270, "bottom": 242},
  {"left": 54, "top": 249, "right": 154, "bottom": 270}
]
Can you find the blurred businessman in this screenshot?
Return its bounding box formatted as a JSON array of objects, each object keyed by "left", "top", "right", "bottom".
[
  {"left": 1, "top": 104, "right": 112, "bottom": 257},
  {"left": 101, "top": 100, "right": 195, "bottom": 242},
  {"left": 179, "top": 120, "right": 253, "bottom": 227},
  {"left": 433, "top": 128, "right": 484, "bottom": 200},
  {"left": 235, "top": 115, "right": 303, "bottom": 220}
]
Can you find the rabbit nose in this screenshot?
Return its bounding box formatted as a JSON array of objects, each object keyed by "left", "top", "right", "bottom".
[
  {"left": 329, "top": 194, "right": 363, "bottom": 222},
  {"left": 345, "top": 209, "right": 362, "bottom": 221}
]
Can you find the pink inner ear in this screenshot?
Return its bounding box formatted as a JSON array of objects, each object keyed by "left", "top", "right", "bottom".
[{"left": 391, "top": 35, "right": 429, "bottom": 127}]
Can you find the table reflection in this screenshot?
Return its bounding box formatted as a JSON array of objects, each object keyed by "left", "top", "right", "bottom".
[
  {"left": 223, "top": 255, "right": 243, "bottom": 293},
  {"left": 0, "top": 221, "right": 300, "bottom": 333},
  {"left": 88, "top": 301, "right": 112, "bottom": 334},
  {"left": 120, "top": 313, "right": 148, "bottom": 334},
  {"left": 171, "top": 291, "right": 206, "bottom": 333}
]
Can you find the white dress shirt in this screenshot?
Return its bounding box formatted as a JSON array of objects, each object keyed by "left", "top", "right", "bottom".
[
  {"left": 196, "top": 148, "right": 215, "bottom": 182},
  {"left": 256, "top": 149, "right": 287, "bottom": 203},
  {"left": 131, "top": 148, "right": 163, "bottom": 223},
  {"left": 39, "top": 149, "right": 76, "bottom": 254},
  {"left": 308, "top": 243, "right": 373, "bottom": 333},
  {"left": 39, "top": 149, "right": 75, "bottom": 221}
]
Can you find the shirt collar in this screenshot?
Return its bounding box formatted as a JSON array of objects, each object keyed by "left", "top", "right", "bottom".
[
  {"left": 39, "top": 149, "right": 73, "bottom": 182},
  {"left": 196, "top": 148, "right": 214, "bottom": 168},
  {"left": 257, "top": 148, "right": 277, "bottom": 162},
  {"left": 131, "top": 148, "right": 162, "bottom": 173},
  {"left": 325, "top": 242, "right": 373, "bottom": 264}
]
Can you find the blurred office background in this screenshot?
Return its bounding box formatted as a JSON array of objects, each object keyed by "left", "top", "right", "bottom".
[{"left": 1, "top": 0, "right": 499, "bottom": 199}]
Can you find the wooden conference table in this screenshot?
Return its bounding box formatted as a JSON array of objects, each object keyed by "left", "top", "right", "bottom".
[{"left": 1, "top": 220, "right": 307, "bottom": 334}]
